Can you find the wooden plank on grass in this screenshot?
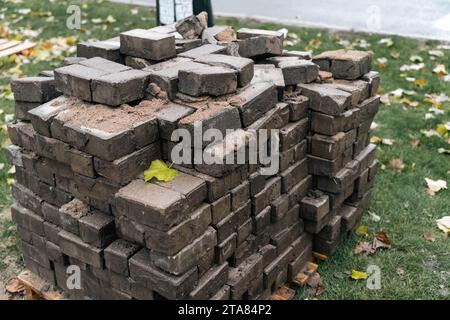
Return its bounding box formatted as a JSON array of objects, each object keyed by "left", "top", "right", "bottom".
[
  {"left": 0, "top": 40, "right": 20, "bottom": 52},
  {"left": 0, "top": 42, "right": 36, "bottom": 58}
]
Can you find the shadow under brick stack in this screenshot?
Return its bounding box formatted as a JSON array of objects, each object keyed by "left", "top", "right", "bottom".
[{"left": 5, "top": 11, "right": 380, "bottom": 300}]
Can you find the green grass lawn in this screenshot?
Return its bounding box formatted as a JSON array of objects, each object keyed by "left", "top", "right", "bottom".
[{"left": 0, "top": 0, "right": 448, "bottom": 300}]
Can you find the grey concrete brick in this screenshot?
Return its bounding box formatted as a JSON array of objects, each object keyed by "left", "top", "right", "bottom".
[
  {"left": 105, "top": 239, "right": 140, "bottom": 276},
  {"left": 14, "top": 101, "right": 40, "bottom": 121},
  {"left": 190, "top": 263, "right": 229, "bottom": 300},
  {"left": 332, "top": 79, "right": 370, "bottom": 105},
  {"left": 280, "top": 118, "right": 309, "bottom": 151},
  {"left": 311, "top": 107, "right": 360, "bottom": 135},
  {"left": 115, "top": 215, "right": 146, "bottom": 246},
  {"left": 11, "top": 203, "right": 45, "bottom": 236},
  {"left": 58, "top": 230, "right": 104, "bottom": 268},
  {"left": 300, "top": 192, "right": 330, "bottom": 221},
  {"left": 79, "top": 211, "right": 116, "bottom": 248},
  {"left": 178, "top": 44, "right": 227, "bottom": 59},
  {"left": 77, "top": 37, "right": 122, "bottom": 62},
  {"left": 299, "top": 83, "right": 352, "bottom": 115},
  {"left": 279, "top": 59, "right": 319, "bottom": 85},
  {"left": 252, "top": 64, "right": 285, "bottom": 100},
  {"left": 59, "top": 199, "right": 90, "bottom": 236},
  {"left": 284, "top": 94, "right": 309, "bottom": 122},
  {"left": 253, "top": 206, "right": 271, "bottom": 235},
  {"left": 155, "top": 103, "right": 195, "bottom": 140},
  {"left": 280, "top": 158, "right": 308, "bottom": 193},
  {"left": 215, "top": 232, "right": 237, "bottom": 264}
]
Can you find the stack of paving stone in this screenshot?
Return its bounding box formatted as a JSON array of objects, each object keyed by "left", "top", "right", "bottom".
[{"left": 5, "top": 13, "right": 380, "bottom": 300}]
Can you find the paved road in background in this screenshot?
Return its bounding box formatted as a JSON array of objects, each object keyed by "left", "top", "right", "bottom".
[{"left": 110, "top": 0, "right": 450, "bottom": 41}]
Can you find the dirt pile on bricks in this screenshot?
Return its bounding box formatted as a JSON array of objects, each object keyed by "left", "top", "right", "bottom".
[{"left": 5, "top": 12, "right": 380, "bottom": 300}]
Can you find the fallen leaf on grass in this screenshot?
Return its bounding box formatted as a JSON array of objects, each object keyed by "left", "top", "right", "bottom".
[
  {"left": 351, "top": 270, "right": 368, "bottom": 280},
  {"left": 306, "top": 272, "right": 326, "bottom": 296},
  {"left": 144, "top": 160, "right": 177, "bottom": 183},
  {"left": 368, "top": 211, "right": 381, "bottom": 222},
  {"left": 425, "top": 178, "right": 447, "bottom": 196},
  {"left": 438, "top": 148, "right": 450, "bottom": 155},
  {"left": 5, "top": 278, "right": 25, "bottom": 294},
  {"left": 410, "top": 139, "right": 421, "bottom": 148},
  {"left": 436, "top": 216, "right": 450, "bottom": 236},
  {"left": 354, "top": 241, "right": 372, "bottom": 254},
  {"left": 355, "top": 224, "right": 369, "bottom": 237},
  {"left": 433, "top": 64, "right": 448, "bottom": 76},
  {"left": 429, "top": 50, "right": 444, "bottom": 57},
  {"left": 396, "top": 267, "right": 405, "bottom": 277},
  {"left": 388, "top": 158, "right": 405, "bottom": 172},
  {"left": 423, "top": 232, "right": 436, "bottom": 242},
  {"left": 355, "top": 231, "right": 391, "bottom": 255},
  {"left": 415, "top": 79, "right": 426, "bottom": 88}
]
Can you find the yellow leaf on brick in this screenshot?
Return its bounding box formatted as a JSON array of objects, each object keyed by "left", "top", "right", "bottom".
[{"left": 144, "top": 160, "right": 177, "bottom": 183}]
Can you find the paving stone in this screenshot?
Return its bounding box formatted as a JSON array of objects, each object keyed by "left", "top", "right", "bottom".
[
  {"left": 280, "top": 118, "right": 309, "bottom": 151},
  {"left": 202, "top": 25, "right": 235, "bottom": 44},
  {"left": 331, "top": 79, "right": 370, "bottom": 105},
  {"left": 120, "top": 29, "right": 176, "bottom": 61},
  {"left": 28, "top": 96, "right": 75, "bottom": 137},
  {"left": 215, "top": 232, "right": 237, "bottom": 264},
  {"left": 237, "top": 36, "right": 283, "bottom": 58},
  {"left": 317, "top": 215, "right": 342, "bottom": 241},
  {"left": 313, "top": 49, "right": 373, "bottom": 80},
  {"left": 79, "top": 211, "right": 116, "bottom": 248},
  {"left": 179, "top": 65, "right": 238, "bottom": 97},
  {"left": 195, "top": 54, "right": 254, "bottom": 87},
  {"left": 115, "top": 215, "right": 146, "bottom": 246},
  {"left": 105, "top": 239, "right": 140, "bottom": 276},
  {"left": 11, "top": 76, "right": 59, "bottom": 103},
  {"left": 237, "top": 28, "right": 285, "bottom": 42},
  {"left": 299, "top": 83, "right": 352, "bottom": 115},
  {"left": 145, "top": 61, "right": 207, "bottom": 99},
  {"left": 129, "top": 248, "right": 198, "bottom": 299},
  {"left": 150, "top": 227, "right": 217, "bottom": 276},
  {"left": 68, "top": 148, "right": 95, "bottom": 178},
  {"left": 14, "top": 101, "right": 40, "bottom": 121},
  {"left": 115, "top": 179, "right": 189, "bottom": 231},
  {"left": 145, "top": 203, "right": 211, "bottom": 255},
  {"left": 155, "top": 103, "right": 195, "bottom": 140},
  {"left": 54, "top": 64, "right": 109, "bottom": 101},
  {"left": 179, "top": 44, "right": 227, "bottom": 59},
  {"left": 94, "top": 142, "right": 161, "bottom": 185},
  {"left": 228, "top": 82, "right": 278, "bottom": 127},
  {"left": 176, "top": 38, "right": 203, "bottom": 53},
  {"left": 287, "top": 175, "right": 312, "bottom": 207},
  {"left": 236, "top": 218, "right": 253, "bottom": 246},
  {"left": 77, "top": 37, "right": 122, "bottom": 62},
  {"left": 11, "top": 203, "right": 45, "bottom": 236},
  {"left": 358, "top": 95, "right": 380, "bottom": 123},
  {"left": 283, "top": 50, "right": 312, "bottom": 60},
  {"left": 11, "top": 183, "right": 43, "bottom": 216},
  {"left": 307, "top": 154, "right": 343, "bottom": 177},
  {"left": 58, "top": 230, "right": 104, "bottom": 268},
  {"left": 278, "top": 59, "right": 319, "bottom": 85},
  {"left": 175, "top": 13, "right": 208, "bottom": 39},
  {"left": 91, "top": 69, "right": 150, "bottom": 106},
  {"left": 284, "top": 94, "right": 309, "bottom": 121},
  {"left": 59, "top": 199, "right": 90, "bottom": 235},
  {"left": 190, "top": 263, "right": 229, "bottom": 300},
  {"left": 270, "top": 194, "right": 290, "bottom": 223},
  {"left": 280, "top": 158, "right": 308, "bottom": 193},
  {"left": 362, "top": 71, "right": 380, "bottom": 96},
  {"left": 300, "top": 192, "right": 330, "bottom": 221},
  {"left": 253, "top": 206, "right": 271, "bottom": 235},
  {"left": 311, "top": 107, "right": 360, "bottom": 135},
  {"left": 228, "top": 252, "right": 263, "bottom": 299},
  {"left": 252, "top": 64, "right": 285, "bottom": 100}
]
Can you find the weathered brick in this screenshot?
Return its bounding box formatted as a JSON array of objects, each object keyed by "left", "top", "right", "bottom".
[
  {"left": 231, "top": 181, "right": 250, "bottom": 211},
  {"left": 287, "top": 175, "right": 312, "bottom": 207},
  {"left": 54, "top": 64, "right": 109, "bottom": 101},
  {"left": 210, "top": 285, "right": 231, "bottom": 300},
  {"left": 115, "top": 179, "right": 188, "bottom": 231},
  {"left": 11, "top": 183, "right": 43, "bottom": 216},
  {"left": 11, "top": 76, "right": 59, "bottom": 103},
  {"left": 362, "top": 71, "right": 380, "bottom": 97},
  {"left": 105, "top": 239, "right": 140, "bottom": 276},
  {"left": 228, "top": 252, "right": 263, "bottom": 299},
  {"left": 14, "top": 101, "right": 40, "bottom": 121},
  {"left": 79, "top": 211, "right": 116, "bottom": 248},
  {"left": 11, "top": 203, "right": 45, "bottom": 236},
  {"left": 115, "top": 215, "right": 146, "bottom": 246},
  {"left": 263, "top": 246, "right": 292, "bottom": 290},
  {"left": 195, "top": 54, "right": 254, "bottom": 87},
  {"left": 190, "top": 263, "right": 229, "bottom": 300},
  {"left": 252, "top": 64, "right": 285, "bottom": 100},
  {"left": 120, "top": 29, "right": 176, "bottom": 61},
  {"left": 280, "top": 158, "right": 308, "bottom": 193},
  {"left": 253, "top": 206, "right": 271, "bottom": 235},
  {"left": 229, "top": 82, "right": 278, "bottom": 127},
  {"left": 215, "top": 232, "right": 237, "bottom": 264},
  {"left": 58, "top": 230, "right": 104, "bottom": 268},
  {"left": 313, "top": 50, "right": 372, "bottom": 80},
  {"left": 179, "top": 66, "right": 238, "bottom": 97},
  {"left": 307, "top": 154, "right": 343, "bottom": 177},
  {"left": 77, "top": 37, "right": 122, "bottom": 62},
  {"left": 178, "top": 44, "right": 227, "bottom": 59},
  {"left": 358, "top": 95, "right": 380, "bottom": 123},
  {"left": 79, "top": 57, "right": 131, "bottom": 74},
  {"left": 299, "top": 83, "right": 352, "bottom": 115},
  {"left": 59, "top": 199, "right": 90, "bottom": 235},
  {"left": 214, "top": 201, "right": 251, "bottom": 243},
  {"left": 175, "top": 13, "right": 207, "bottom": 39},
  {"left": 311, "top": 132, "right": 347, "bottom": 160},
  {"left": 144, "top": 203, "right": 211, "bottom": 255},
  {"left": 284, "top": 94, "right": 309, "bottom": 121},
  {"left": 155, "top": 103, "right": 195, "bottom": 140},
  {"left": 331, "top": 79, "right": 370, "bottom": 105},
  {"left": 280, "top": 118, "right": 309, "bottom": 151},
  {"left": 288, "top": 242, "right": 312, "bottom": 280},
  {"left": 317, "top": 215, "right": 342, "bottom": 241},
  {"left": 279, "top": 60, "right": 319, "bottom": 85},
  {"left": 91, "top": 69, "right": 150, "bottom": 106},
  {"left": 304, "top": 210, "right": 334, "bottom": 234},
  {"left": 271, "top": 222, "right": 303, "bottom": 254},
  {"left": 270, "top": 194, "right": 289, "bottom": 223},
  {"left": 300, "top": 192, "right": 330, "bottom": 221},
  {"left": 210, "top": 194, "right": 231, "bottom": 225},
  {"left": 129, "top": 248, "right": 198, "bottom": 299}
]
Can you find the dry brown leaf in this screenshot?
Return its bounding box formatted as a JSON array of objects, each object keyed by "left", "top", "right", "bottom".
[
  {"left": 306, "top": 272, "right": 326, "bottom": 296},
  {"left": 375, "top": 230, "right": 391, "bottom": 245},
  {"left": 410, "top": 139, "right": 421, "bottom": 149},
  {"left": 423, "top": 232, "right": 436, "bottom": 242},
  {"left": 354, "top": 241, "right": 372, "bottom": 254},
  {"left": 5, "top": 278, "right": 25, "bottom": 294},
  {"left": 388, "top": 158, "right": 405, "bottom": 172}
]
